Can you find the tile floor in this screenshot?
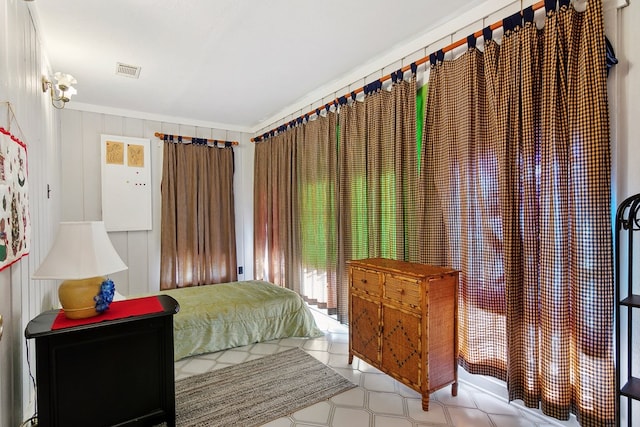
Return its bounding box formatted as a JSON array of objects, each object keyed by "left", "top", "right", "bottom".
[{"left": 174, "top": 308, "right": 580, "bottom": 427}]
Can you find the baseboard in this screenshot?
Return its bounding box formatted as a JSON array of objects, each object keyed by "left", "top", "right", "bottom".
[{"left": 458, "top": 369, "right": 579, "bottom": 427}]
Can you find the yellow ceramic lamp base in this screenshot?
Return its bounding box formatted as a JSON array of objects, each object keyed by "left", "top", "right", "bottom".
[{"left": 58, "top": 276, "right": 106, "bottom": 319}]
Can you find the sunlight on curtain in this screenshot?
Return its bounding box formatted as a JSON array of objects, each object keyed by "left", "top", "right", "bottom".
[
  {"left": 253, "top": 77, "right": 418, "bottom": 321},
  {"left": 421, "top": 46, "right": 507, "bottom": 373},
  {"left": 252, "top": 2, "right": 613, "bottom": 421},
  {"left": 337, "top": 77, "right": 418, "bottom": 322},
  {"left": 253, "top": 129, "right": 300, "bottom": 289},
  {"left": 160, "top": 142, "right": 237, "bottom": 289},
  {"left": 420, "top": 1, "right": 614, "bottom": 425},
  {"left": 254, "top": 114, "right": 339, "bottom": 308},
  {"left": 296, "top": 113, "right": 338, "bottom": 310}
]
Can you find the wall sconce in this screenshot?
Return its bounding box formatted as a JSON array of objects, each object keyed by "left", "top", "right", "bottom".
[{"left": 42, "top": 72, "right": 77, "bottom": 109}]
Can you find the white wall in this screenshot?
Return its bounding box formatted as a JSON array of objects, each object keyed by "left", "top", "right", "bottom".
[
  {"left": 58, "top": 110, "right": 255, "bottom": 296},
  {"left": 0, "top": 1, "right": 62, "bottom": 426}
]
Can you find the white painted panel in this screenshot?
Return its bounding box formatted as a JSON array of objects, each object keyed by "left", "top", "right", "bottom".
[
  {"left": 121, "top": 118, "right": 153, "bottom": 294},
  {"left": 103, "top": 114, "right": 124, "bottom": 136},
  {"left": 124, "top": 117, "right": 145, "bottom": 138},
  {"left": 125, "top": 230, "right": 149, "bottom": 296},
  {"left": 107, "top": 231, "right": 130, "bottom": 295},
  {"left": 145, "top": 120, "right": 163, "bottom": 293},
  {"left": 617, "top": 2, "right": 640, "bottom": 424},
  {"left": 81, "top": 113, "right": 103, "bottom": 220},
  {"left": 60, "top": 109, "right": 84, "bottom": 220},
  {"left": 100, "top": 134, "right": 152, "bottom": 232},
  {"left": 0, "top": 269, "right": 11, "bottom": 427},
  {"left": 180, "top": 124, "right": 197, "bottom": 138},
  {"left": 235, "top": 135, "right": 254, "bottom": 280},
  {"left": 161, "top": 123, "right": 180, "bottom": 138}
]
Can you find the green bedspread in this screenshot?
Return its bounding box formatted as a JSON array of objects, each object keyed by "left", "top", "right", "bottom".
[{"left": 159, "top": 280, "right": 323, "bottom": 360}]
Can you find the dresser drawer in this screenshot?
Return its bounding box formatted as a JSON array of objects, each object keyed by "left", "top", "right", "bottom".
[
  {"left": 384, "top": 274, "right": 421, "bottom": 307},
  {"left": 351, "top": 268, "right": 381, "bottom": 295}
]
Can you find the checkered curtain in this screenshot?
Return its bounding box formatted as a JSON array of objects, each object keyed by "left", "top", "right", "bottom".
[
  {"left": 254, "top": 114, "right": 339, "bottom": 303},
  {"left": 296, "top": 113, "right": 339, "bottom": 310},
  {"left": 337, "top": 77, "right": 418, "bottom": 322},
  {"left": 253, "top": 127, "right": 301, "bottom": 290},
  {"left": 420, "top": 46, "right": 507, "bottom": 381},
  {"left": 160, "top": 142, "right": 237, "bottom": 289},
  {"left": 254, "top": 78, "right": 416, "bottom": 321},
  {"left": 420, "top": 1, "right": 613, "bottom": 425}
]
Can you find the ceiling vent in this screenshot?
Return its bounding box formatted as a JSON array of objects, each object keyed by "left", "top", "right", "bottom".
[{"left": 115, "top": 62, "right": 141, "bottom": 79}]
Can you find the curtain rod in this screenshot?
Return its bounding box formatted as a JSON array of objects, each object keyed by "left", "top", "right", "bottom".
[
  {"left": 252, "top": 0, "right": 548, "bottom": 143},
  {"left": 155, "top": 132, "right": 239, "bottom": 146}
]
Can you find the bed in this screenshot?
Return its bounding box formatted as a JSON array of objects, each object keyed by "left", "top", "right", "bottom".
[{"left": 158, "top": 280, "right": 323, "bottom": 360}]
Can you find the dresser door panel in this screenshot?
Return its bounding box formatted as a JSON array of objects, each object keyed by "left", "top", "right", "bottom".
[
  {"left": 350, "top": 293, "right": 380, "bottom": 363},
  {"left": 381, "top": 306, "right": 421, "bottom": 387}
]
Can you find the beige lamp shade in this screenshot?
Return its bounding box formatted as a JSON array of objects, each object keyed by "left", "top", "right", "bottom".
[{"left": 33, "top": 221, "right": 128, "bottom": 319}]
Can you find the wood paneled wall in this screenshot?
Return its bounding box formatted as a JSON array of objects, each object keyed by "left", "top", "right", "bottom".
[{"left": 0, "top": 1, "right": 61, "bottom": 425}]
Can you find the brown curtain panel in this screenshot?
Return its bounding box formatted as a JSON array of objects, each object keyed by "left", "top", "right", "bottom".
[
  {"left": 160, "top": 142, "right": 237, "bottom": 289},
  {"left": 253, "top": 77, "right": 417, "bottom": 321},
  {"left": 337, "top": 77, "right": 417, "bottom": 322},
  {"left": 421, "top": 46, "right": 506, "bottom": 377},
  {"left": 253, "top": 127, "right": 301, "bottom": 289},
  {"left": 420, "top": 1, "right": 613, "bottom": 425},
  {"left": 296, "top": 112, "right": 338, "bottom": 309},
  {"left": 254, "top": 112, "right": 339, "bottom": 307}
]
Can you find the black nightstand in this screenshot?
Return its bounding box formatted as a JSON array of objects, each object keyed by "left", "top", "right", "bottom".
[{"left": 25, "top": 295, "right": 179, "bottom": 427}]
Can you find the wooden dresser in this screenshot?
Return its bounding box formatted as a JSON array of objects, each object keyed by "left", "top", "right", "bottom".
[{"left": 347, "top": 258, "right": 458, "bottom": 410}]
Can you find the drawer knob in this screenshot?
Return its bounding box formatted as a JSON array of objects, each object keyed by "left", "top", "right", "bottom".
[{"left": 360, "top": 279, "right": 367, "bottom": 284}]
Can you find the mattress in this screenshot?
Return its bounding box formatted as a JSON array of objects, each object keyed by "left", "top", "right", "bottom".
[{"left": 159, "top": 280, "right": 323, "bottom": 360}]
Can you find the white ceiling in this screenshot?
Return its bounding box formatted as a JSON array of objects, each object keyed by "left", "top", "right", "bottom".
[{"left": 29, "top": 0, "right": 485, "bottom": 133}]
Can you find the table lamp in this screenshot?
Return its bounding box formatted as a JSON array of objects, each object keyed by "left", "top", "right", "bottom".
[{"left": 32, "top": 221, "right": 128, "bottom": 319}]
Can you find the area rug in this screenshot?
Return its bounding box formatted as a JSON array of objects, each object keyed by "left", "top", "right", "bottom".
[{"left": 174, "top": 347, "right": 356, "bottom": 426}]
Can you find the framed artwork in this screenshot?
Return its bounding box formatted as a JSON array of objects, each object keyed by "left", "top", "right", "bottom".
[{"left": 0, "top": 128, "right": 30, "bottom": 271}]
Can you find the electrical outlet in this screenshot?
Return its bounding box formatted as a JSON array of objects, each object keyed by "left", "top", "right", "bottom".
[{"left": 238, "top": 266, "right": 244, "bottom": 275}]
